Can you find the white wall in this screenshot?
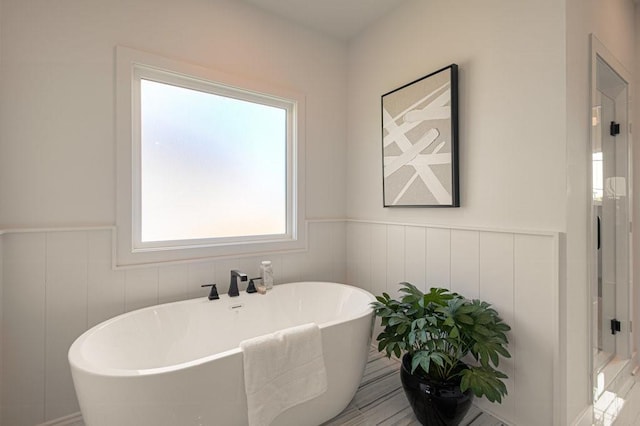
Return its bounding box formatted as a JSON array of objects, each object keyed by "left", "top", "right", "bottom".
[
  {"left": 1, "top": 222, "right": 346, "bottom": 425},
  {"left": 0, "top": 2, "right": 4, "bottom": 423},
  {"left": 0, "top": 0, "right": 349, "bottom": 424},
  {"left": 347, "top": 1, "right": 566, "bottom": 424},
  {"left": 0, "top": 233, "right": 3, "bottom": 426},
  {"left": 0, "top": 0, "right": 347, "bottom": 227},
  {"left": 0, "top": 0, "right": 636, "bottom": 425},
  {"left": 347, "top": 1, "right": 637, "bottom": 424},
  {"left": 347, "top": 0, "right": 567, "bottom": 231},
  {"left": 636, "top": 4, "right": 640, "bottom": 393},
  {"left": 565, "top": 0, "right": 635, "bottom": 423},
  {"left": 346, "top": 221, "right": 558, "bottom": 425}
]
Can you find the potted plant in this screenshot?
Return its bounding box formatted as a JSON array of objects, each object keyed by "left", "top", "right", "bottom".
[{"left": 371, "top": 282, "right": 511, "bottom": 426}]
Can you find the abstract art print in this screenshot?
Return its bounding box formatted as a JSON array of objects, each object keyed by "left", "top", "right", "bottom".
[{"left": 381, "top": 64, "right": 459, "bottom": 207}]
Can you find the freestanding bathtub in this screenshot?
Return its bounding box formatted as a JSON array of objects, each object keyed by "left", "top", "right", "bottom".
[{"left": 69, "top": 281, "right": 375, "bottom": 426}]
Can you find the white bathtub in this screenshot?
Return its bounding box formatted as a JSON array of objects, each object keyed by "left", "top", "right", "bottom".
[{"left": 69, "top": 282, "right": 375, "bottom": 426}]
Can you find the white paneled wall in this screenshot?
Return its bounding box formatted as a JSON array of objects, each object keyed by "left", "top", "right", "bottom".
[
  {"left": 0, "top": 221, "right": 346, "bottom": 426},
  {"left": 3, "top": 232, "right": 47, "bottom": 426},
  {"left": 1, "top": 220, "right": 558, "bottom": 426},
  {"left": 346, "top": 221, "right": 559, "bottom": 426},
  {"left": 0, "top": 234, "right": 3, "bottom": 426}
]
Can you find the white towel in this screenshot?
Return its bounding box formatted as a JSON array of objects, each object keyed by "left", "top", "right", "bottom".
[{"left": 240, "top": 323, "right": 328, "bottom": 426}]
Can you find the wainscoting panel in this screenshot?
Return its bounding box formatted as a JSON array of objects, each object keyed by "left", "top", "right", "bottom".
[
  {"left": 45, "top": 232, "right": 89, "bottom": 420},
  {"left": 1, "top": 221, "right": 557, "bottom": 425},
  {"left": 2, "top": 232, "right": 47, "bottom": 426},
  {"left": 157, "top": 263, "right": 189, "bottom": 305},
  {"left": 476, "top": 231, "right": 515, "bottom": 421},
  {"left": 346, "top": 221, "right": 559, "bottom": 426},
  {"left": 1, "top": 221, "right": 347, "bottom": 425},
  {"left": 124, "top": 268, "right": 160, "bottom": 313},
  {"left": 87, "top": 230, "right": 125, "bottom": 328},
  {"left": 404, "top": 226, "right": 426, "bottom": 290},
  {"left": 450, "top": 230, "right": 480, "bottom": 298},
  {"left": 426, "top": 227, "right": 451, "bottom": 290},
  {"left": 0, "top": 234, "right": 3, "bottom": 426},
  {"left": 512, "top": 234, "right": 556, "bottom": 425},
  {"left": 370, "top": 224, "right": 387, "bottom": 298},
  {"left": 386, "top": 225, "right": 405, "bottom": 299}
]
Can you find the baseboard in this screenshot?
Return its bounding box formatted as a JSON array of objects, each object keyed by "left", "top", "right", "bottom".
[
  {"left": 37, "top": 412, "right": 83, "bottom": 426},
  {"left": 571, "top": 405, "right": 593, "bottom": 426}
]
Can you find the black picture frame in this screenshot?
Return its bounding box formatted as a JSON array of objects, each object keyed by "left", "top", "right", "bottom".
[{"left": 381, "top": 64, "right": 459, "bottom": 207}]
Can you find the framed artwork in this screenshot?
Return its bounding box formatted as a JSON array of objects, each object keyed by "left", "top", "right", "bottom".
[{"left": 381, "top": 64, "right": 459, "bottom": 207}]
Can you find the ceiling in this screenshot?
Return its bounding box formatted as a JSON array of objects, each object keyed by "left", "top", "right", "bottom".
[{"left": 243, "top": 0, "right": 408, "bottom": 40}]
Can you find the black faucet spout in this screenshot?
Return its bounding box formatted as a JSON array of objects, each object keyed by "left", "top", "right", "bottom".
[{"left": 229, "top": 270, "right": 248, "bottom": 297}]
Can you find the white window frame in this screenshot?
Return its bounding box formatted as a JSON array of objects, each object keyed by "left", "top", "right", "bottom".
[{"left": 115, "top": 46, "right": 306, "bottom": 266}]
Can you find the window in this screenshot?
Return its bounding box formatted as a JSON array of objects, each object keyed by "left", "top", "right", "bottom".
[{"left": 116, "top": 47, "right": 305, "bottom": 266}]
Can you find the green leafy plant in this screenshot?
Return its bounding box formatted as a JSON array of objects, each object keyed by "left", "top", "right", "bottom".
[{"left": 372, "top": 282, "right": 511, "bottom": 403}]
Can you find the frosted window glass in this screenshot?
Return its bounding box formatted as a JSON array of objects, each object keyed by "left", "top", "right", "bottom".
[{"left": 140, "top": 79, "right": 287, "bottom": 242}]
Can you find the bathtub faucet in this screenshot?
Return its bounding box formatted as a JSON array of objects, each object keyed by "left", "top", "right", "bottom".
[{"left": 228, "top": 270, "right": 248, "bottom": 297}]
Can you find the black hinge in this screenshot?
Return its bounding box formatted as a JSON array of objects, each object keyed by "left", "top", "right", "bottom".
[
  {"left": 611, "top": 319, "right": 621, "bottom": 335},
  {"left": 610, "top": 121, "right": 621, "bottom": 136}
]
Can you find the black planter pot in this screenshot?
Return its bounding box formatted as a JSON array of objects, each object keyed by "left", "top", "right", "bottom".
[{"left": 400, "top": 354, "right": 473, "bottom": 426}]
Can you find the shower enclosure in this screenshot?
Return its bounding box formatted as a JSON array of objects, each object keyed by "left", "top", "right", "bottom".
[{"left": 590, "top": 35, "right": 633, "bottom": 402}]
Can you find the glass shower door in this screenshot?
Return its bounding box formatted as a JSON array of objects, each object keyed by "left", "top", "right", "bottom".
[{"left": 591, "top": 56, "right": 630, "bottom": 374}]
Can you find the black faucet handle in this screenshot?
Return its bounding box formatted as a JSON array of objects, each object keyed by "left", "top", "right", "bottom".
[
  {"left": 201, "top": 283, "right": 219, "bottom": 300},
  {"left": 246, "top": 278, "right": 260, "bottom": 294}
]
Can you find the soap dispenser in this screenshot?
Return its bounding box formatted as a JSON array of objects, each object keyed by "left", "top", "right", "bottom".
[{"left": 260, "top": 261, "right": 273, "bottom": 290}]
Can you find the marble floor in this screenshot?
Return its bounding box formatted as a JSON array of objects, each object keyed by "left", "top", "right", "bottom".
[
  {"left": 323, "top": 347, "right": 504, "bottom": 426},
  {"left": 595, "top": 375, "right": 640, "bottom": 425}
]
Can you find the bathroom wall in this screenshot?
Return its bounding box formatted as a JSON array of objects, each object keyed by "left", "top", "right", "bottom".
[
  {"left": 0, "top": 4, "right": 4, "bottom": 424},
  {"left": 346, "top": 221, "right": 558, "bottom": 425},
  {"left": 346, "top": 1, "right": 566, "bottom": 424},
  {"left": 0, "top": 233, "right": 3, "bottom": 426},
  {"left": 636, "top": 4, "right": 640, "bottom": 389},
  {"left": 0, "top": 0, "right": 349, "bottom": 424},
  {"left": 346, "top": 0, "right": 634, "bottom": 424},
  {"left": 347, "top": 0, "right": 567, "bottom": 231},
  {"left": 1, "top": 222, "right": 346, "bottom": 425},
  {"left": 0, "top": 1, "right": 636, "bottom": 426},
  {"left": 0, "top": 0, "right": 347, "bottom": 227}
]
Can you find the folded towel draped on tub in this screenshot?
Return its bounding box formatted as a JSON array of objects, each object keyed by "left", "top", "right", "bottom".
[{"left": 239, "top": 323, "right": 328, "bottom": 426}]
